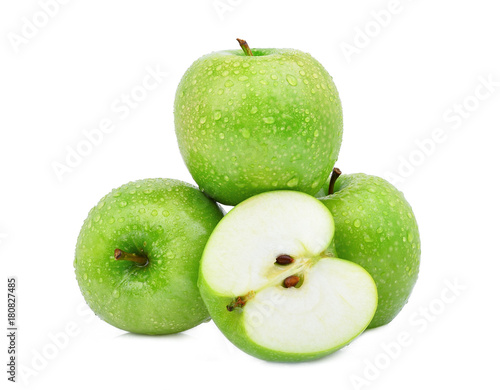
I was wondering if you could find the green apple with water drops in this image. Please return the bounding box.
[174,39,343,206]
[317,171,420,328]
[198,191,377,362]
[74,178,224,334]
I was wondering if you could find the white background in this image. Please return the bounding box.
[1,0,499,389]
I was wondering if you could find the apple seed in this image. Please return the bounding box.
[227,291,256,311]
[283,275,300,288]
[275,254,294,265]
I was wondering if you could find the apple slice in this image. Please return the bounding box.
[199,191,377,362]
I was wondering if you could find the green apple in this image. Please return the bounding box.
[174,39,343,206]
[198,191,377,362]
[74,178,224,334]
[318,171,420,328]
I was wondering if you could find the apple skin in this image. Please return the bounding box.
[318,174,420,328]
[74,178,224,335]
[174,48,343,205]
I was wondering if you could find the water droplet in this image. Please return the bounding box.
[224,175,229,181]
[364,235,373,242]
[83,273,88,280]
[225,80,234,87]
[376,227,383,233]
[214,111,222,120]
[408,232,414,242]
[242,62,250,68]
[162,210,170,217]
[286,74,297,86]
[287,177,299,187]
[219,133,225,139]
[312,73,319,79]
[238,75,248,81]
[354,219,361,228]
[119,201,127,207]
[200,117,207,124]
[271,74,278,80]
[263,117,275,124]
[139,208,146,214]
[314,130,319,137]
[251,106,258,114]
[240,128,250,138]
[166,250,175,259]
[151,210,158,216]
[108,217,115,224]
[112,290,120,298]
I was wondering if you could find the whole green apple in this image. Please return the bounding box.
[318,171,420,328]
[174,39,343,205]
[199,191,377,362]
[74,178,224,334]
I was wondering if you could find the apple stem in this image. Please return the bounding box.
[114,249,149,267]
[236,38,254,56]
[328,167,342,195]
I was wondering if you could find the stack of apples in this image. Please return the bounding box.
[75,39,420,362]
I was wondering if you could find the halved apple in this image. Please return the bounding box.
[199,191,377,362]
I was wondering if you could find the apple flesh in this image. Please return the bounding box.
[74,178,224,334]
[199,191,377,362]
[174,44,343,206]
[318,173,420,328]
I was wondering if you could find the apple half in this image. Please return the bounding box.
[199,191,377,362]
